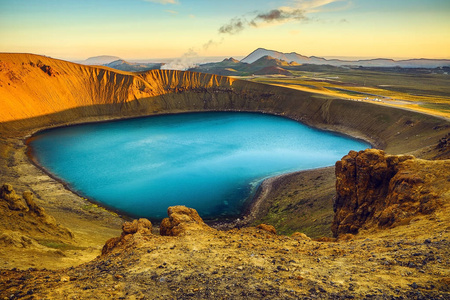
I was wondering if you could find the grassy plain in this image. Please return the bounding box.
[245,66,450,119]
[243,66,450,236]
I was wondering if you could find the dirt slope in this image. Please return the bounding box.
[0,53,234,123]
[1,194,448,299]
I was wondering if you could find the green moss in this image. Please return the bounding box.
[37,240,85,251]
[420,103,450,113]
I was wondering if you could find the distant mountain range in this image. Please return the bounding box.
[77,55,122,65]
[77,49,450,75]
[75,56,163,72]
[241,48,450,69]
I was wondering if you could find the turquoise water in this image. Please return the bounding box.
[29,112,369,220]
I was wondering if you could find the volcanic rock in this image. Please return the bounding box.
[160,205,210,236]
[0,183,73,255]
[332,149,448,236]
[1,183,29,211]
[22,190,45,216]
[256,224,277,234]
[102,218,153,255]
[122,218,152,235]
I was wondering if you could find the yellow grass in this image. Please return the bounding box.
[248,75,450,119]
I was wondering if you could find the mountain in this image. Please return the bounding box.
[242,48,450,68]
[248,55,298,68]
[189,57,247,76]
[189,56,297,76]
[79,55,122,65]
[241,48,327,65]
[104,59,163,72]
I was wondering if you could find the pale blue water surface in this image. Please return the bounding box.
[29,112,369,220]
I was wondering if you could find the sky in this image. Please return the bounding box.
[1,0,449,61]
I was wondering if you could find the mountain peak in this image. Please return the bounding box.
[81,55,122,65]
[222,57,240,63]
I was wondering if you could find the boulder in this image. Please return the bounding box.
[256,224,277,234]
[23,190,46,216]
[159,206,210,236]
[102,218,152,255]
[291,232,311,241]
[122,218,152,235]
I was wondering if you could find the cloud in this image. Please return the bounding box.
[218,18,247,35]
[144,0,178,4]
[218,0,347,35]
[253,9,307,24]
[218,18,246,35]
[219,8,308,35]
[165,10,178,14]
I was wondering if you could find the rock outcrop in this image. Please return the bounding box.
[0,183,28,211]
[102,218,153,255]
[256,224,277,234]
[4,201,449,299]
[103,206,213,254]
[160,205,211,236]
[332,149,448,236]
[0,183,73,244]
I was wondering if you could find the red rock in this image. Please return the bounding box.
[159,206,210,236]
[332,149,443,237]
[122,218,152,235]
[256,224,277,234]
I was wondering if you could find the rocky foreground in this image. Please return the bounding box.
[0,149,449,299]
[0,206,448,299]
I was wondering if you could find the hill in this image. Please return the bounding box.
[189,57,246,76]
[190,55,297,76]
[104,59,163,72]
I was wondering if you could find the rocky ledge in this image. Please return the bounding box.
[333,149,449,236]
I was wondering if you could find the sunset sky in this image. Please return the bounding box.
[1,0,449,61]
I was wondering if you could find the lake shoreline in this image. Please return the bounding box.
[3,98,446,236]
[26,111,368,223]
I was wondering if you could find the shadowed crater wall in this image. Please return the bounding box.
[0,53,448,156]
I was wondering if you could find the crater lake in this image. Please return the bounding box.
[29,112,370,220]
